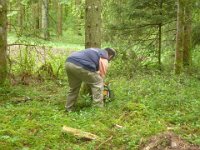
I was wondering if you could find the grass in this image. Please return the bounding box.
[4,32,200,149]
[0,72,200,150]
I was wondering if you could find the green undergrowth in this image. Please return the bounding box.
[0,73,200,149]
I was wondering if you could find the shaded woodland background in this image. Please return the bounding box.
[0,0,200,82]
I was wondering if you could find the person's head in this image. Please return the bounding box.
[104,48,116,61]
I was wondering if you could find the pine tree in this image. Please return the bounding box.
[0,0,7,84]
[42,0,50,40]
[85,0,101,48]
[175,0,184,74]
[103,0,176,66]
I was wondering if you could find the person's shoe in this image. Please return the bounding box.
[65,108,73,113]
[92,102,104,108]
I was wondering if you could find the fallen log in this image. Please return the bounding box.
[62,126,99,140]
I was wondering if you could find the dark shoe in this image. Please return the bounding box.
[65,108,73,113]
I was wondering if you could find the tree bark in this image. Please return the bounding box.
[42,0,50,40]
[32,2,40,30]
[0,0,7,84]
[18,1,25,33]
[183,1,192,67]
[75,0,81,5]
[7,0,11,32]
[75,0,82,35]
[57,1,63,37]
[85,0,101,48]
[158,0,163,69]
[175,0,184,74]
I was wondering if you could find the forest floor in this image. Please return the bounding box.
[2,33,200,149]
[1,72,200,149]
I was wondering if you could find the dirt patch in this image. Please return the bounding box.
[139,132,200,150]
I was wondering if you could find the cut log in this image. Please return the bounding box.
[62,126,99,140]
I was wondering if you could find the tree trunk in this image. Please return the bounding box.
[18,2,25,33]
[75,0,82,35]
[7,0,11,32]
[0,0,7,84]
[32,2,40,30]
[42,0,50,40]
[158,24,162,69]
[158,0,163,69]
[75,0,81,5]
[183,1,192,67]
[85,0,101,48]
[57,1,63,37]
[39,0,42,29]
[175,0,184,74]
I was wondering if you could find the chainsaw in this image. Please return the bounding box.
[81,82,114,102]
[103,82,114,102]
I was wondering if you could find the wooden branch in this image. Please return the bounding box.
[96,136,113,149]
[164,28,176,33]
[8,9,20,11]
[8,43,37,47]
[103,19,176,31]
[62,126,99,140]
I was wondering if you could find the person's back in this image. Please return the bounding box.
[67,48,108,72]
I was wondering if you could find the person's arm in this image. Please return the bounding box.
[98,58,108,78]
